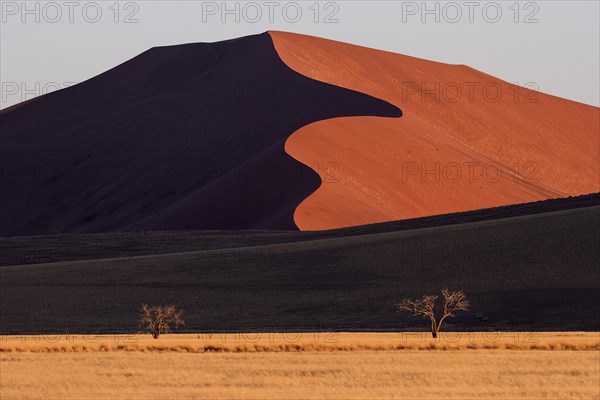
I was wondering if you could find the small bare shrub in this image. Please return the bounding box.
[139,304,184,339]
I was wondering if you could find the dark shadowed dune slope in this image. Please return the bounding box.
[1,197,598,333]
[1,193,598,266]
[0,33,400,236]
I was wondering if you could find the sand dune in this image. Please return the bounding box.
[1,31,597,234]
[271,31,600,230]
[0,33,399,235]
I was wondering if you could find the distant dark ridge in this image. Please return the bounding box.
[0,33,400,236]
[1,193,597,266]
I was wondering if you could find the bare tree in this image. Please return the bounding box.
[398,295,438,337]
[398,289,469,338]
[139,304,184,339]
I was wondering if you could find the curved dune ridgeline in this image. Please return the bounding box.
[270,31,600,230]
[0,33,400,235]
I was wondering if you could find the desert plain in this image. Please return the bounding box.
[1,332,598,400]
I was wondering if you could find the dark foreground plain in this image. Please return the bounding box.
[1,195,598,333]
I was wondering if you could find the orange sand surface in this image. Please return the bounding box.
[270,31,600,230]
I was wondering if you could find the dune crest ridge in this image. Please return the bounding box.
[0,32,400,235]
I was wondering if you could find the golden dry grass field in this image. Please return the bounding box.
[1,333,599,400]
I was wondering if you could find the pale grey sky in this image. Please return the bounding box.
[1,0,599,108]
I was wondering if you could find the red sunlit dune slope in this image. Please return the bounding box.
[270,31,600,230]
